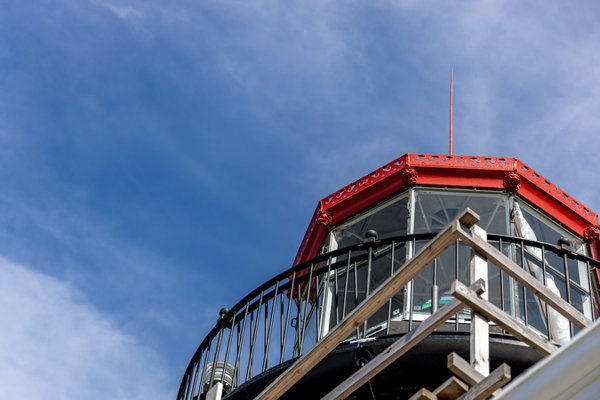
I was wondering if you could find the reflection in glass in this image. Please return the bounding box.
[320,188,593,343]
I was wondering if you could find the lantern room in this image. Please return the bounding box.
[178,153,600,400]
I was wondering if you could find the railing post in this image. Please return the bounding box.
[469,223,490,376]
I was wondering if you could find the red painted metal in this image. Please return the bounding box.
[294,153,599,265]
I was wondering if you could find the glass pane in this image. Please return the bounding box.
[512,201,585,254]
[570,284,592,319]
[329,195,409,250]
[567,258,589,290]
[413,190,508,234]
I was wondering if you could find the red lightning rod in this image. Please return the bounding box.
[449,70,454,155]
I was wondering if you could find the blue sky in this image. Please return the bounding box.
[1,1,600,398]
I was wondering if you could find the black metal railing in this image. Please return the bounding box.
[177,233,600,400]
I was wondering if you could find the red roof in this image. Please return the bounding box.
[294,153,600,265]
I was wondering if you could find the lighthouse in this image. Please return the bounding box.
[177,153,600,400]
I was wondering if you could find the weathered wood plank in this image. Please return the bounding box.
[459,209,481,228]
[320,280,485,400]
[447,352,484,386]
[254,210,480,400]
[470,224,489,376]
[457,363,510,400]
[451,281,557,356]
[408,388,438,400]
[434,376,469,400]
[454,224,591,329]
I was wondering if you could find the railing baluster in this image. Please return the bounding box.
[263,302,268,370]
[334,260,340,325]
[188,358,200,400]
[233,301,249,385]
[246,290,265,381]
[315,272,322,341]
[353,256,360,338]
[209,324,225,386]
[293,281,302,357]
[181,366,191,400]
[342,251,351,320]
[432,257,438,314]
[563,253,573,338]
[299,264,315,354]
[498,239,507,335]
[541,245,551,340]
[222,312,236,386]
[364,247,373,337]
[281,272,296,363]
[263,282,279,372]
[586,260,596,321]
[200,336,213,394]
[318,257,333,341]
[410,238,417,332]
[246,310,255,380]
[499,239,505,311]
[386,242,395,335]
[521,240,529,326]
[279,291,284,362]
[454,239,459,331]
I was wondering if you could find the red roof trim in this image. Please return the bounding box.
[294,153,599,265]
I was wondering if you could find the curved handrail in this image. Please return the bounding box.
[177,233,600,400]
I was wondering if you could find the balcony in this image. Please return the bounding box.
[177,212,600,400]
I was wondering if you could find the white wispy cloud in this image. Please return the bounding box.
[0,256,171,399]
[90,0,142,20]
